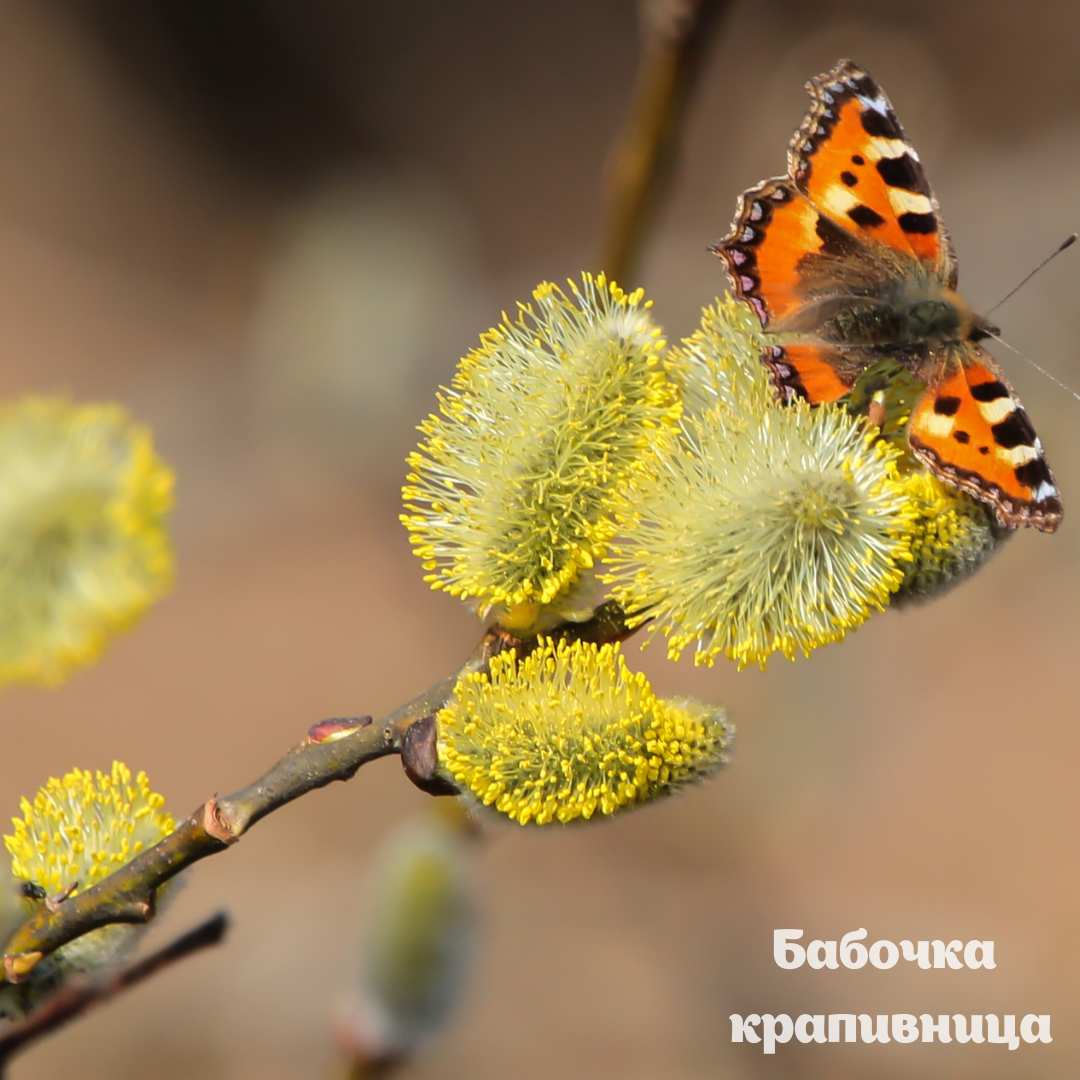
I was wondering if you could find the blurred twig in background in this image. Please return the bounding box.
[599,0,731,283]
[0,912,228,1073]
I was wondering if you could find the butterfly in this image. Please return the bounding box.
[712,59,1062,532]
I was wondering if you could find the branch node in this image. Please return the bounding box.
[44,882,79,913]
[201,797,240,846]
[4,952,43,983]
[480,623,524,660]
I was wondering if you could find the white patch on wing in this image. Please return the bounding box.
[977,397,1016,424]
[865,137,911,162]
[857,93,891,115]
[887,188,934,216]
[921,412,956,438]
[997,443,1040,466]
[819,184,861,219]
[1034,481,1059,501]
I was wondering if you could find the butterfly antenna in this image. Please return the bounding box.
[983,232,1077,317]
[986,331,1080,404]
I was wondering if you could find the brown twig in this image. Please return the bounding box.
[598,0,731,284]
[1,707,416,981]
[0,7,721,1057]
[0,912,229,1069]
[0,612,629,982]
[0,0,712,984]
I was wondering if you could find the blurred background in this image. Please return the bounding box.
[1,0,1079,1076]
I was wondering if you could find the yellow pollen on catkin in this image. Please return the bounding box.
[5,762,175,898]
[607,299,918,669]
[892,471,1002,599]
[1,763,176,1014]
[401,273,680,620]
[437,638,729,825]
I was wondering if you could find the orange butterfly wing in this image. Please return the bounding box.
[908,347,1062,531]
[713,60,959,405]
[716,178,854,329]
[763,343,857,404]
[788,60,953,283]
[714,59,955,339]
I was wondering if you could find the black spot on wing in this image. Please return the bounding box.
[813,214,863,257]
[840,170,858,187]
[875,153,928,194]
[970,380,1009,402]
[953,430,970,444]
[851,154,865,165]
[860,107,904,140]
[848,204,886,228]
[933,396,961,416]
[850,75,880,99]
[991,409,1037,450]
[1015,456,1053,491]
[979,445,989,455]
[897,211,937,234]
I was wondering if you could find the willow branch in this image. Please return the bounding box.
[1,711,409,980]
[0,912,228,1069]
[1,605,636,982]
[0,617,569,978]
[598,0,731,283]
[0,1,693,976]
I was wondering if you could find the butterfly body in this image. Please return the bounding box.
[714,59,1062,532]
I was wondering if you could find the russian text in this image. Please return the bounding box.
[774,930,995,970]
[730,1013,1050,1053]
